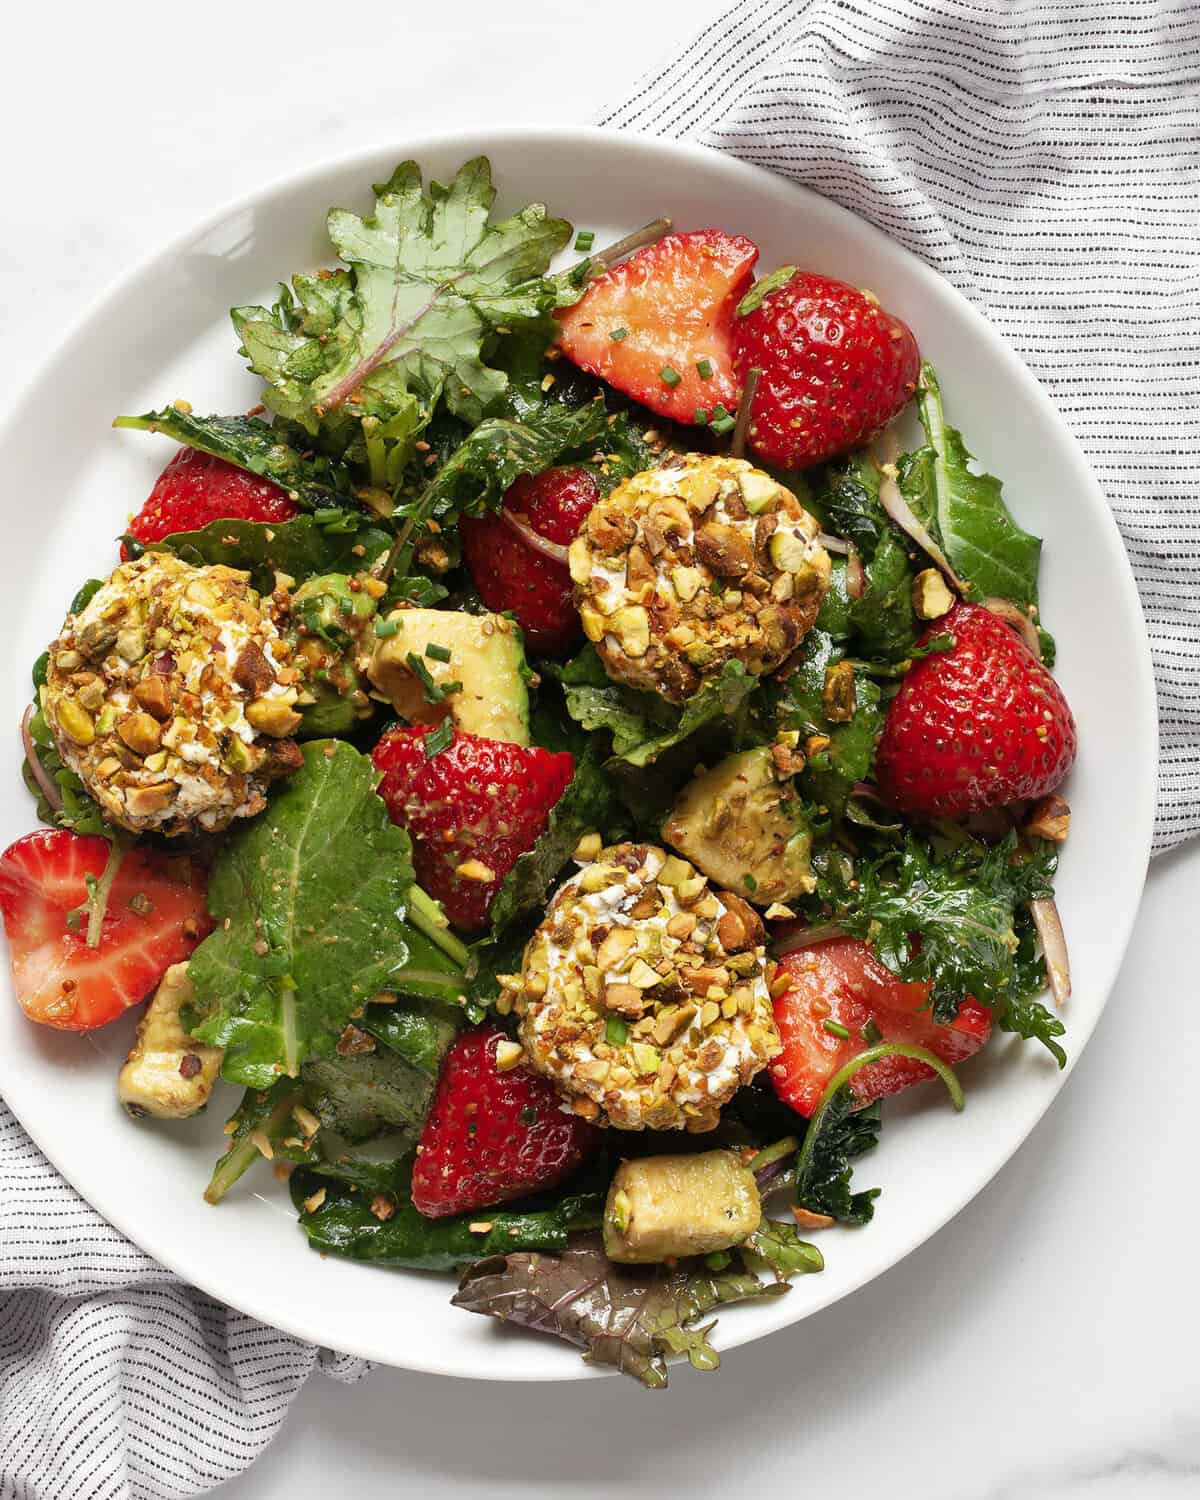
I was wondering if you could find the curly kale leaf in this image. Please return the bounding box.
[291,1156,602,1270]
[553,647,758,768]
[814,833,1062,1055]
[232,157,571,457]
[184,741,466,1088]
[452,1233,788,1388]
[794,1090,883,1225]
[112,408,356,511]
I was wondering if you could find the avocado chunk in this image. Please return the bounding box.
[117,964,223,1119]
[603,1149,762,1264]
[367,609,530,746]
[661,746,815,906]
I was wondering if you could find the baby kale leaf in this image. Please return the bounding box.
[184,741,465,1088]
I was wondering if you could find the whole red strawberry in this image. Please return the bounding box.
[733,269,920,468]
[372,726,574,932]
[411,1023,600,1217]
[460,466,599,656]
[120,448,300,558]
[875,602,1077,819]
[555,229,759,425]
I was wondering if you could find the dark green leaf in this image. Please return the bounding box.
[205,1079,320,1204]
[360,997,462,1075]
[907,364,1042,610]
[148,513,392,594]
[290,1155,602,1270]
[794,1089,882,1225]
[487,741,622,937]
[300,1048,434,1146]
[112,408,355,510]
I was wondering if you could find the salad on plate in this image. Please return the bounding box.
[1,158,1077,1387]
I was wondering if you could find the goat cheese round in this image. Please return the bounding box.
[568,453,831,703]
[43,552,304,835]
[503,842,781,1132]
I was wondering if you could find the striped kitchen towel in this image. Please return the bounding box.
[603,0,1200,853]
[0,1100,367,1499]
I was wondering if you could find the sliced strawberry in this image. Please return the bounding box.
[770,936,990,1117]
[555,229,758,424]
[371,727,575,933]
[460,466,599,655]
[876,602,1077,819]
[120,448,300,559]
[411,1023,600,1218]
[733,269,920,468]
[0,830,212,1030]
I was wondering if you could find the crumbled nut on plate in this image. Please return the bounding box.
[504,842,781,1132]
[569,453,831,703]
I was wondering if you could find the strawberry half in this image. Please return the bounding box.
[0,830,212,1030]
[733,268,920,468]
[411,1023,600,1218]
[371,726,575,933]
[555,229,758,425]
[876,602,1077,820]
[770,937,991,1117]
[120,448,300,559]
[460,466,599,656]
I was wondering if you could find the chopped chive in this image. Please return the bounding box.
[743,873,758,892]
[574,230,595,252]
[862,1018,882,1045]
[605,1016,628,1046]
[405,652,459,704]
[374,618,399,638]
[823,1019,851,1040]
[424,719,455,758]
[424,642,453,663]
[694,407,710,425]
[696,357,714,379]
[609,327,629,341]
[660,365,682,388]
[710,401,735,435]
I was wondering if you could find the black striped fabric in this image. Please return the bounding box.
[603,0,1200,853]
[0,1101,366,1498]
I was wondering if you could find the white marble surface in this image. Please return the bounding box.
[4,3,1198,1495]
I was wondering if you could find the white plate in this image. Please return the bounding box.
[0,126,1156,1379]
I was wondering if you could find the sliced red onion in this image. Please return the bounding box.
[982,597,1042,660]
[772,922,846,956]
[21,705,62,813]
[730,366,761,460]
[816,533,851,555]
[499,508,570,566]
[1031,896,1071,1008]
[874,429,965,594]
[846,544,866,600]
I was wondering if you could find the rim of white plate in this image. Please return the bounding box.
[0,125,1157,1379]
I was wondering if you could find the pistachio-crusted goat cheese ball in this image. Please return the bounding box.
[502,842,781,1132]
[43,552,304,835]
[568,453,831,703]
